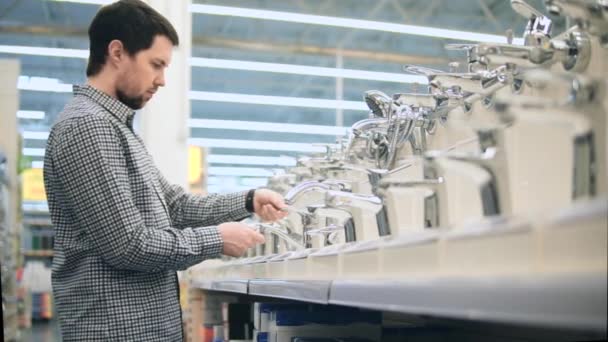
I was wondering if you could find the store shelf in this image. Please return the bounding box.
[191,272,607,332]
[22,250,53,257]
[190,278,248,294]
[248,280,331,304]
[330,273,608,332]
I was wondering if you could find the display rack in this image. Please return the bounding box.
[188,198,608,341]
[1,151,20,342]
[20,207,54,323]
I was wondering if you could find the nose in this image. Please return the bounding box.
[155,71,166,87]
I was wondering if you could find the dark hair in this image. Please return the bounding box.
[86,0,179,77]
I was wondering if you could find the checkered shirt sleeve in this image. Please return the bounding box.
[157,172,251,229]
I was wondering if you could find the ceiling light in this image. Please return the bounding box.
[17,111,46,119]
[207,154,296,166]
[189,138,326,153]
[189,91,367,110]
[190,57,428,83]
[190,119,348,136]
[190,4,524,45]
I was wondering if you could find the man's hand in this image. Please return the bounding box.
[253,189,289,222]
[218,222,265,257]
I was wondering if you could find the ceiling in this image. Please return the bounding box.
[0,0,565,192]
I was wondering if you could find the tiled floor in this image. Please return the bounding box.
[21,319,62,342]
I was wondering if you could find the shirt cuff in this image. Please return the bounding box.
[223,190,252,222]
[195,226,224,259]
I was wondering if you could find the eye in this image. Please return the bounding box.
[152,62,162,70]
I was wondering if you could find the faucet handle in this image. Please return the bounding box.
[511,0,553,45]
[305,224,343,236]
[512,0,545,19]
[403,65,446,76]
[545,0,608,45]
[325,190,383,213]
[322,179,353,192]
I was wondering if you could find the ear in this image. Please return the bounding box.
[107,40,125,67]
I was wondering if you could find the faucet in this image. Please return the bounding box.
[324,189,387,240]
[305,204,357,245]
[449,0,594,72]
[493,73,599,199]
[250,222,306,252]
[544,0,608,46]
[403,65,515,108]
[430,145,512,217]
[284,181,330,205]
[511,0,553,46]
[378,172,449,229]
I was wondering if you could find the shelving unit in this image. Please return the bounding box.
[1,152,20,342]
[20,208,55,323]
[188,198,608,341]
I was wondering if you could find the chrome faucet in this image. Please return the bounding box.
[493,71,600,198]
[250,222,306,252]
[447,0,593,71]
[305,204,356,245]
[403,65,515,108]
[284,181,330,205]
[512,0,553,46]
[378,171,449,229]
[544,0,608,46]
[432,145,512,217]
[324,189,387,240]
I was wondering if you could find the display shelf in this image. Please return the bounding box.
[190,278,248,294]
[191,271,607,333]
[248,280,332,304]
[330,273,607,332]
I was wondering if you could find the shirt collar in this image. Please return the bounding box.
[73,84,136,128]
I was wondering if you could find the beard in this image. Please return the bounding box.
[116,88,145,110]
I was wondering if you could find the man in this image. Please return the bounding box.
[42,1,287,340]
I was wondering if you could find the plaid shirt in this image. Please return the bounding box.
[43,85,250,341]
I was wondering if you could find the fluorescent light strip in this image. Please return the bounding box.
[23,138,325,153]
[208,176,269,187]
[15,73,367,110]
[208,154,296,166]
[207,185,253,194]
[190,4,524,45]
[189,138,326,153]
[2,45,425,85]
[23,148,45,157]
[17,110,46,119]
[208,176,269,185]
[51,0,111,4]
[24,148,299,168]
[18,76,72,93]
[31,161,45,169]
[22,147,299,167]
[44,1,521,44]
[189,91,367,110]
[190,57,428,84]
[0,45,88,59]
[22,131,49,140]
[208,167,283,177]
[238,177,270,187]
[190,119,348,136]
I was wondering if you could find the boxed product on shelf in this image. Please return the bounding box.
[254,303,382,342]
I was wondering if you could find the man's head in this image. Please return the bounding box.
[86,0,178,109]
